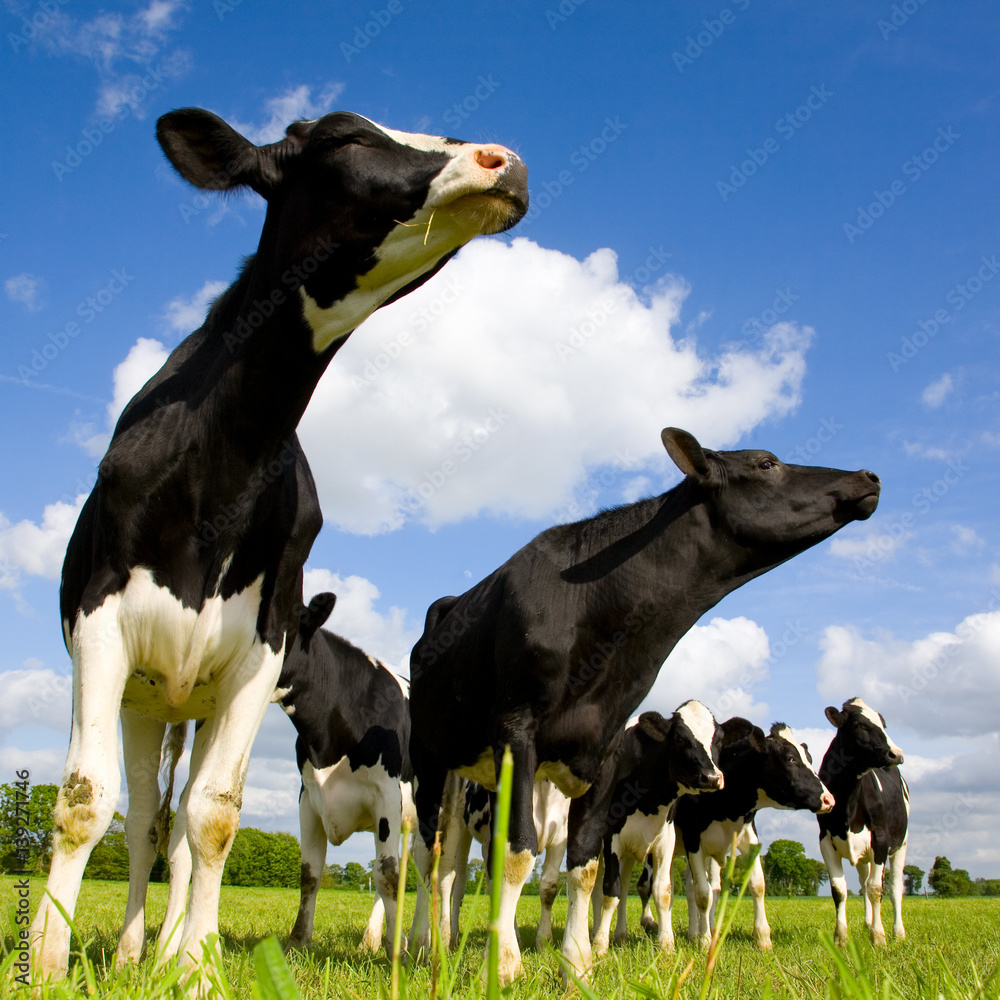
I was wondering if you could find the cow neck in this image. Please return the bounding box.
[199,246,339,463]
[718,742,766,818]
[818,734,867,831]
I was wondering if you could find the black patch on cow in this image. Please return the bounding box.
[379,817,391,843]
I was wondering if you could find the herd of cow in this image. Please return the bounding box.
[25,106,907,988]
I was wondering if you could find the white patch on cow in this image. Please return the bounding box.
[537,760,592,799]
[831,829,873,867]
[848,697,885,732]
[114,567,264,723]
[457,746,497,789]
[677,701,718,760]
[775,725,820,774]
[272,686,294,715]
[871,770,883,793]
[302,756,395,846]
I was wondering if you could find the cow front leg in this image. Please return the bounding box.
[449,822,473,949]
[175,643,284,970]
[591,849,617,958]
[687,849,714,948]
[747,852,771,950]
[408,755,448,958]
[562,784,613,985]
[368,785,406,957]
[820,836,850,945]
[30,611,130,981]
[489,740,538,986]
[288,789,327,950]
[535,836,566,947]
[866,861,887,946]
[649,828,676,952]
[637,854,656,933]
[115,710,167,966]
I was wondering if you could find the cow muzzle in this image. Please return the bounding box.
[818,790,835,814]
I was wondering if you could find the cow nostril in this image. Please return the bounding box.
[475,149,506,171]
[864,470,881,486]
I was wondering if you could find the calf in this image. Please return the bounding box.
[818,698,908,946]
[31,107,526,981]
[408,426,880,983]
[276,592,415,955]
[447,777,571,949]
[591,704,724,958]
[676,721,833,949]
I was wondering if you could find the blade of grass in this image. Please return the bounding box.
[390,816,411,1000]
[486,746,513,1000]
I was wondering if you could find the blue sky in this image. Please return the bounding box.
[1,1,998,881]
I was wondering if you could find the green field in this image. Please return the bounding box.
[3,875,999,998]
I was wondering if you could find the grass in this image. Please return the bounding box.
[3,875,998,998]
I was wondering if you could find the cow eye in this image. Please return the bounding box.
[760,459,776,471]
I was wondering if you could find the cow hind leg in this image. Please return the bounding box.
[748,853,771,950]
[31,616,129,980]
[612,854,635,946]
[174,644,284,971]
[288,790,328,950]
[888,841,907,940]
[369,788,406,957]
[866,861,887,946]
[590,852,617,958]
[820,836,850,946]
[650,829,675,952]
[115,710,168,967]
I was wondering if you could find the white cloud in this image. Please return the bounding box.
[163,280,227,336]
[949,524,984,555]
[828,528,911,564]
[79,336,170,458]
[231,83,345,145]
[0,494,87,591]
[303,568,419,671]
[0,664,72,730]
[902,439,953,461]
[921,372,954,408]
[815,608,1000,739]
[5,273,44,312]
[300,238,812,535]
[637,616,772,723]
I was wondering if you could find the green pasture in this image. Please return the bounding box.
[3,875,998,998]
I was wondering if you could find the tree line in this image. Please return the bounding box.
[2,785,999,896]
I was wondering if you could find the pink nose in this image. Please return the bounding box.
[819,791,835,814]
[706,771,725,791]
[474,148,509,171]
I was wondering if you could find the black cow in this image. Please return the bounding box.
[408,427,880,982]
[669,721,831,950]
[31,107,526,980]
[590,704,724,957]
[818,698,908,945]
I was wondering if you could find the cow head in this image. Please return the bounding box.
[660,428,881,562]
[157,108,528,352]
[638,700,724,793]
[823,698,904,776]
[756,723,835,814]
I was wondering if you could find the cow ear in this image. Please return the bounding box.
[638,712,670,742]
[157,108,307,198]
[825,705,846,728]
[748,726,768,753]
[721,717,754,744]
[300,592,336,642]
[661,428,711,480]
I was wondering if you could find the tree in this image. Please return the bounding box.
[84,812,130,880]
[762,840,828,896]
[0,782,58,875]
[222,828,300,888]
[928,856,973,897]
[342,861,367,890]
[903,864,924,895]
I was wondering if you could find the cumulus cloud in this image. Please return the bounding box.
[5,273,44,312]
[230,83,346,145]
[300,238,812,535]
[0,494,87,592]
[921,372,954,409]
[815,607,1000,738]
[637,616,772,723]
[0,663,71,731]
[163,280,227,337]
[303,568,419,670]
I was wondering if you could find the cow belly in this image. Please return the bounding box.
[832,830,872,867]
[699,818,750,863]
[618,807,670,860]
[105,568,264,723]
[302,758,385,846]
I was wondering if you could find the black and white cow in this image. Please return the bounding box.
[446,777,571,949]
[408,427,880,983]
[591,704,724,958]
[275,592,415,955]
[818,698,908,946]
[31,107,526,980]
[675,720,833,949]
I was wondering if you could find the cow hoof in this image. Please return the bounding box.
[534,931,552,950]
[834,928,849,947]
[284,936,308,954]
[893,928,906,941]
[360,930,381,953]
[871,930,887,947]
[591,934,609,958]
[655,935,675,953]
[755,936,773,951]
[640,916,658,933]
[493,948,523,986]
